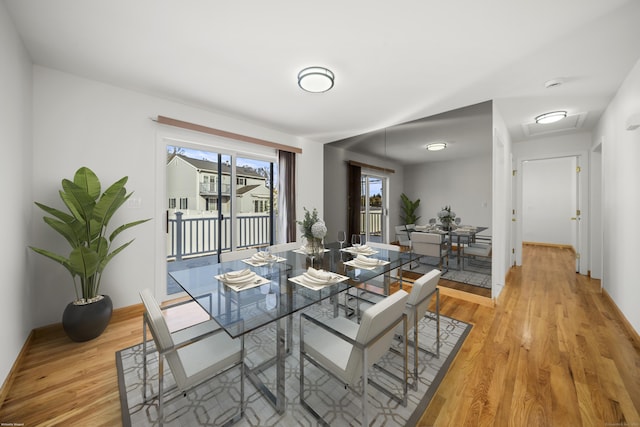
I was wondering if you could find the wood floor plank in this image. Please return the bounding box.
[1,245,639,426]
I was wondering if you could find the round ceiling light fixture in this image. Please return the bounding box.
[535,110,567,124]
[297,66,335,93]
[426,142,447,151]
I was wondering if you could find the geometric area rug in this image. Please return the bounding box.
[117,300,471,427]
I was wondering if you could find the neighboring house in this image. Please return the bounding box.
[166,154,272,215]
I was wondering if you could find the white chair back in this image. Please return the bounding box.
[220,248,258,263]
[345,290,409,384]
[406,269,441,326]
[410,232,446,257]
[140,289,188,387]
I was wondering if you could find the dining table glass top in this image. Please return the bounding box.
[168,241,412,338]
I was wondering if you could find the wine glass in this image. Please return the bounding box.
[351,234,361,248]
[337,230,346,249]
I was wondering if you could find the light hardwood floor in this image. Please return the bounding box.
[1,245,638,426]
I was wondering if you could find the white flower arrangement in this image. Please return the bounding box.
[298,207,327,240]
[437,205,456,225]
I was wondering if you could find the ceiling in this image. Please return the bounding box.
[5,0,640,161]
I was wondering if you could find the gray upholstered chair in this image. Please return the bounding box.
[410,232,449,270]
[300,290,409,427]
[140,289,244,426]
[220,247,257,263]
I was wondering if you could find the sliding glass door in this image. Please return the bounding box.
[165,145,277,295]
[360,174,386,243]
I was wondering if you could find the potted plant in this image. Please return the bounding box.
[30,167,149,342]
[400,193,421,225]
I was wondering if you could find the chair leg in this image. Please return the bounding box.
[142,316,148,400]
[362,350,369,427]
[158,356,164,427]
[436,288,440,358]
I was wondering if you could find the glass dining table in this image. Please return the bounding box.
[168,241,413,414]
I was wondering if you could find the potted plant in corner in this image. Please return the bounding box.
[30,167,149,342]
[400,193,421,225]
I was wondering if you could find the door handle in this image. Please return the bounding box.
[570,217,577,220]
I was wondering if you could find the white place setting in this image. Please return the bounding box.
[289,267,348,290]
[341,244,379,256]
[344,254,390,270]
[214,268,271,291]
[242,251,286,267]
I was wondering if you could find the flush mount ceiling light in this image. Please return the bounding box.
[426,142,447,151]
[535,111,567,124]
[297,66,334,93]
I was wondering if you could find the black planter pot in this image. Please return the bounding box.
[62,295,113,342]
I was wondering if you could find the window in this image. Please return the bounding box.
[237,177,246,185]
[205,196,216,211]
[169,198,176,209]
[180,198,188,209]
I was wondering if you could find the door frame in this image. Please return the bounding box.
[514,150,589,275]
[154,126,277,301]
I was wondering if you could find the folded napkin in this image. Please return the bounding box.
[355,254,380,267]
[251,251,276,262]
[355,245,371,252]
[222,269,256,284]
[306,267,332,281]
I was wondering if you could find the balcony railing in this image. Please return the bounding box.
[168,212,271,260]
[167,210,383,260]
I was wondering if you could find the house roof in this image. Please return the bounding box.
[171,154,263,179]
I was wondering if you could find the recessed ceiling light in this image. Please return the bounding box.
[426,142,447,151]
[535,111,567,124]
[297,66,335,93]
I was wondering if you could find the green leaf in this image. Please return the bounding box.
[93,177,128,228]
[34,202,76,224]
[28,246,75,277]
[42,217,81,247]
[69,246,100,281]
[99,240,134,272]
[109,219,150,242]
[73,167,101,201]
[61,180,96,223]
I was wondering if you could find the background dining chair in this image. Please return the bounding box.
[300,290,409,427]
[139,289,244,426]
[394,224,415,247]
[220,247,258,263]
[410,232,449,271]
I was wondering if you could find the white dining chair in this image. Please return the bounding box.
[220,247,258,263]
[300,290,409,427]
[399,269,441,388]
[410,232,449,270]
[140,289,244,426]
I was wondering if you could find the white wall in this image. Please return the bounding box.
[30,66,322,328]
[593,58,640,334]
[0,2,33,389]
[403,156,492,232]
[491,105,512,300]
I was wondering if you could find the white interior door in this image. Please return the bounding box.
[522,156,580,270]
